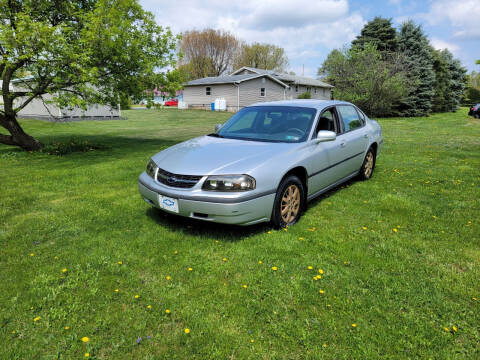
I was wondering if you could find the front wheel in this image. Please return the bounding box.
[271,175,305,228]
[359,147,376,180]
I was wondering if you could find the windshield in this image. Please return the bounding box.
[217,106,317,143]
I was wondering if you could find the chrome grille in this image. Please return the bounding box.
[156,168,202,188]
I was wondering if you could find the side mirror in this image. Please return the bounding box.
[315,130,336,142]
[215,123,223,133]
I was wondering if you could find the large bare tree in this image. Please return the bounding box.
[180,29,240,79]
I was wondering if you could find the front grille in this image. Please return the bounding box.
[156,168,203,188]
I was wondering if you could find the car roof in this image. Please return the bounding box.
[248,99,352,110]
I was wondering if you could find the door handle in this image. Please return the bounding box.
[340,141,346,147]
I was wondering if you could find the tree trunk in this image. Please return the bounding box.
[0,114,43,151]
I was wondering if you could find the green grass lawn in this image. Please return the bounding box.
[1,108,479,359]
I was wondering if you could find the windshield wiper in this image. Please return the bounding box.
[208,133,224,138]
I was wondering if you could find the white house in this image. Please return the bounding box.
[183,67,333,111]
[8,77,120,120]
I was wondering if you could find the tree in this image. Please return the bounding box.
[0,0,177,150]
[396,21,435,117]
[318,44,408,117]
[179,28,240,79]
[233,42,289,72]
[352,17,398,54]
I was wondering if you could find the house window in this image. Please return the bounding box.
[206,87,211,96]
[295,85,298,92]
[322,88,326,97]
[260,88,266,97]
[314,88,317,94]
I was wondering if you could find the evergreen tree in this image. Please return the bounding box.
[396,21,435,117]
[432,49,466,112]
[352,17,398,54]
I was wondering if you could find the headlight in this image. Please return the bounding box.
[146,159,157,178]
[202,175,256,191]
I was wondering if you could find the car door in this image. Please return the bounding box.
[307,107,348,195]
[336,105,369,175]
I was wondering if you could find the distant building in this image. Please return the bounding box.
[9,77,120,120]
[183,67,333,111]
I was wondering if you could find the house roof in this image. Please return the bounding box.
[185,73,289,88]
[230,66,333,88]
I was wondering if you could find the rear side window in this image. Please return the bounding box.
[337,105,363,132]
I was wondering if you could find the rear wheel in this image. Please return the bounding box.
[271,175,305,228]
[359,147,376,180]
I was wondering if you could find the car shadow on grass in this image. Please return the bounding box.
[145,207,271,241]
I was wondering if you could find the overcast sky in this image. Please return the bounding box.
[140,0,480,77]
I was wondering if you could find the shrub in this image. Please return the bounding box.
[297,92,311,99]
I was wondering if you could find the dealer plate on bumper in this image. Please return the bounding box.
[158,195,179,213]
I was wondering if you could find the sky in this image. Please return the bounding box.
[140,0,480,78]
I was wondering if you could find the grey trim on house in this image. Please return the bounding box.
[230,66,334,88]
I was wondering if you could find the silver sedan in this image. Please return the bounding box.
[138,100,383,227]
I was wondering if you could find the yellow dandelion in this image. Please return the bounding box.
[134,294,139,299]
[84,353,89,358]
[187,267,193,271]
[307,266,313,270]
[258,260,262,264]
[184,328,190,334]
[33,316,40,322]
[362,226,367,230]
[267,231,272,234]
[299,237,304,240]
[30,253,34,257]
[118,261,123,265]
[30,306,33,310]
[250,339,254,343]
[319,289,325,294]
[81,336,89,343]
[215,240,219,243]
[54,256,58,260]
[452,326,457,332]
[473,297,478,301]
[165,309,171,314]
[393,228,398,233]
[243,284,247,289]
[318,269,324,274]
[147,305,152,309]
[443,327,449,332]
[322,343,327,348]
[283,228,287,232]
[64,326,70,330]
[222,258,227,262]
[308,227,316,232]
[271,266,278,271]
[62,268,67,273]
[351,323,357,328]
[174,250,178,254]
[114,289,119,293]
[166,275,171,280]
[313,276,319,281]
[12,330,16,334]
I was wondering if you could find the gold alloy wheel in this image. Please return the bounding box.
[364,151,374,178]
[280,184,301,223]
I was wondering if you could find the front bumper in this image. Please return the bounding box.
[138,172,275,226]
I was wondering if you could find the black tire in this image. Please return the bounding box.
[359,147,376,180]
[271,175,305,228]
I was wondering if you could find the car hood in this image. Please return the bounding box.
[151,135,297,175]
